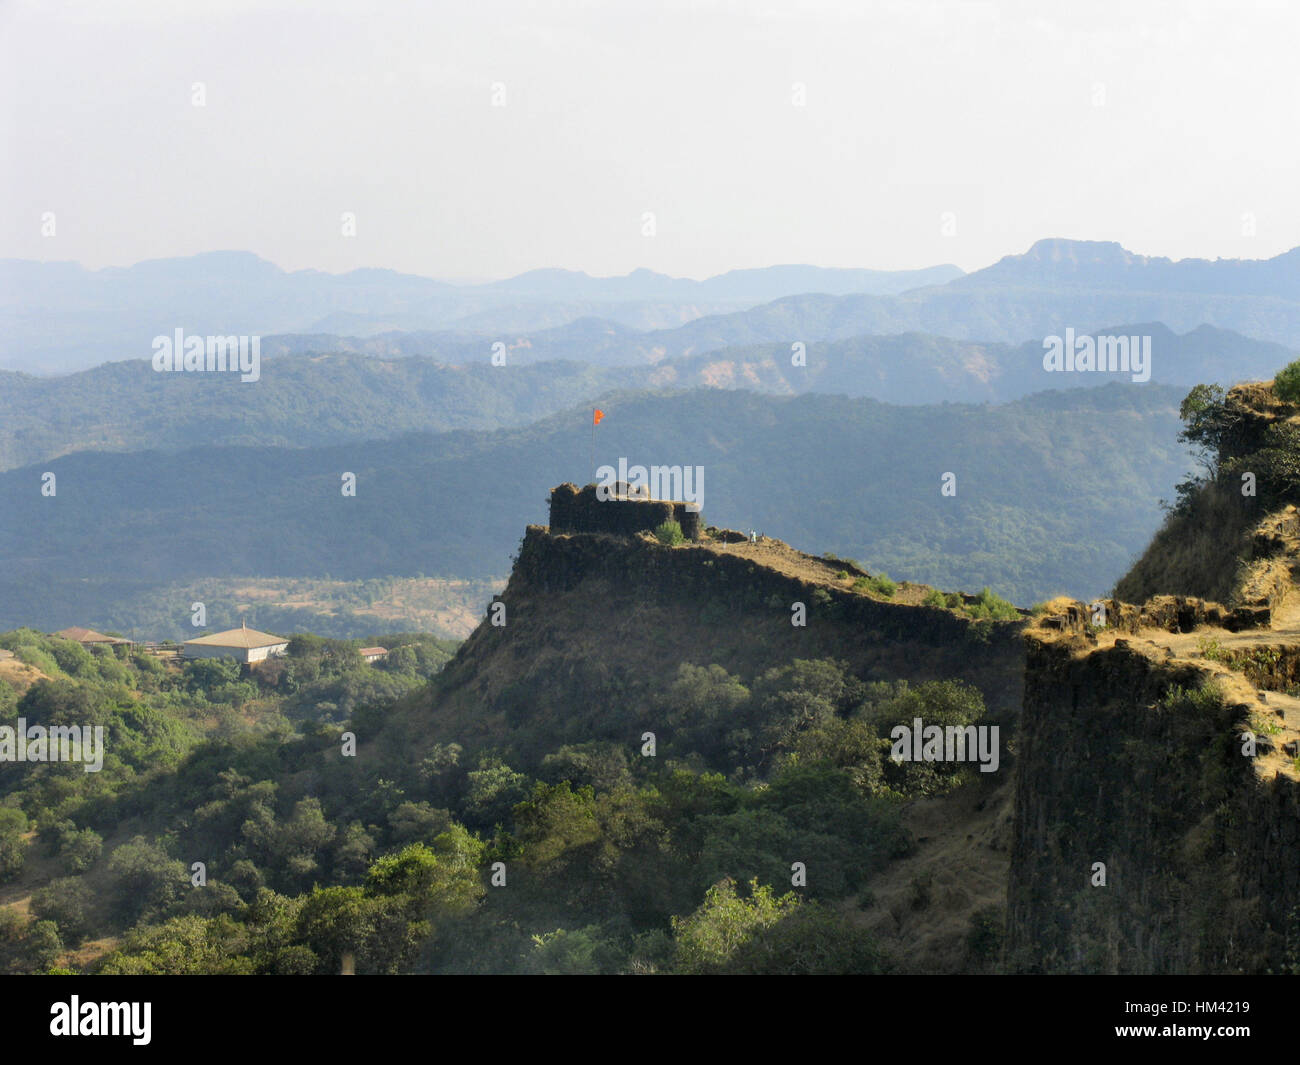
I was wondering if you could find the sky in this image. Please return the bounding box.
[2,0,1298,280]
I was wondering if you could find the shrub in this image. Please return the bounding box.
[964,587,1019,621]
[1161,681,1224,714]
[853,574,897,598]
[654,521,685,546]
[923,589,947,608]
[671,878,799,974]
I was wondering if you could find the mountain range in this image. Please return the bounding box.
[0,322,1286,473]
[9,238,1300,377]
[0,254,961,374]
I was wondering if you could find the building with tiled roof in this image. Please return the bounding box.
[182,622,288,664]
[51,627,133,647]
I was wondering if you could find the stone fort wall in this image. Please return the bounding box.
[548,482,702,540]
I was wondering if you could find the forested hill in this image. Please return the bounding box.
[0,384,1190,628]
[0,324,1281,473]
[0,520,1022,975]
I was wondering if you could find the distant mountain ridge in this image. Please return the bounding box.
[0,323,1288,472]
[8,238,1299,375]
[606,241,1300,358]
[955,238,1300,298]
[0,253,961,374]
[261,240,1300,368]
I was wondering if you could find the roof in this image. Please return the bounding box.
[359,647,388,656]
[52,627,131,644]
[183,624,288,649]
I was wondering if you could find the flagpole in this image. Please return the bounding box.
[590,411,595,486]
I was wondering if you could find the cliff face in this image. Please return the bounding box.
[1013,379,1300,973]
[384,521,1027,972]
[1008,626,1300,973]
[417,525,1025,759]
[391,515,1300,974]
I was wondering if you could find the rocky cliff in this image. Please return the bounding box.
[1008,613,1300,973]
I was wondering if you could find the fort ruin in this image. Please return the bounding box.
[548,482,703,541]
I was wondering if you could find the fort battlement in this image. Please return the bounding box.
[548,482,702,540]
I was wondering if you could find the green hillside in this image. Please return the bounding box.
[0,324,1285,473]
[0,385,1190,633]
[0,517,1019,974]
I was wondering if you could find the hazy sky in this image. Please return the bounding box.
[2,0,1297,280]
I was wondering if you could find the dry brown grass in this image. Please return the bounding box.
[1114,483,1256,604]
[208,575,502,638]
[854,770,1014,972]
[0,658,48,694]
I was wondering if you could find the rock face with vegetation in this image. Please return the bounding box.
[1009,370,1300,974]
[1010,626,1300,973]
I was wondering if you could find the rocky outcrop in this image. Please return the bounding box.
[1038,595,1269,636]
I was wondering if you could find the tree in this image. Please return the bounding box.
[56,824,103,874]
[106,836,188,921]
[463,760,531,830]
[513,782,602,869]
[266,798,337,889]
[294,886,371,973]
[1274,359,1300,403]
[671,878,799,974]
[724,901,889,974]
[527,925,625,974]
[388,802,452,847]
[97,915,254,975]
[0,808,29,882]
[332,821,378,882]
[30,878,93,945]
[17,678,106,727]
[1177,383,1232,478]
[19,920,63,974]
[181,656,242,696]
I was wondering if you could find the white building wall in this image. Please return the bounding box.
[183,643,287,663]
[246,644,287,663]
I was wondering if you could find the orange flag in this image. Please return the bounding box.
[593,408,604,426]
